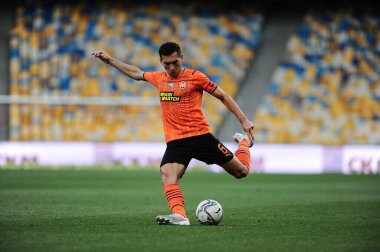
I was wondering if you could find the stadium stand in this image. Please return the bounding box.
[9,2,263,141]
[254,10,380,144]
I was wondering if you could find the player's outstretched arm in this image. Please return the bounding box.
[211,86,255,142]
[92,51,144,81]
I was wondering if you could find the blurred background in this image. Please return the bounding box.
[0,0,379,173]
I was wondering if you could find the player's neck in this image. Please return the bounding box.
[166,68,184,79]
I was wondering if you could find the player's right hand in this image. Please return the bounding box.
[92,51,112,64]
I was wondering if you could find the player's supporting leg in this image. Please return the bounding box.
[156,163,190,225]
[163,183,187,217]
[219,133,253,179]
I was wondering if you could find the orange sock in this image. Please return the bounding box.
[235,139,251,172]
[163,183,187,217]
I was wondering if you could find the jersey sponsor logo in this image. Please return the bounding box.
[160,92,181,102]
[218,143,232,157]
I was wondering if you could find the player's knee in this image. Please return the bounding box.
[160,166,170,182]
[235,167,248,179]
[160,165,169,176]
[161,170,173,181]
[160,165,180,185]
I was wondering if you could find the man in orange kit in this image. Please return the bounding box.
[92,42,254,225]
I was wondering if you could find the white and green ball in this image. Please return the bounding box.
[195,199,223,225]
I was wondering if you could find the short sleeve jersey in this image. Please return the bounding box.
[143,69,217,143]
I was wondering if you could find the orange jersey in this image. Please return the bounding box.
[143,69,217,143]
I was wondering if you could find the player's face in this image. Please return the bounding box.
[161,52,183,78]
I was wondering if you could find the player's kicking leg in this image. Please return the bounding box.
[220,132,253,178]
[233,132,254,148]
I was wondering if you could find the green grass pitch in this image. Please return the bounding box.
[0,169,379,252]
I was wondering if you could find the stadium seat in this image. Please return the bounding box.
[9,3,262,141]
[254,11,380,144]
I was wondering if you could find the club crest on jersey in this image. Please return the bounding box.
[180,81,186,89]
[168,82,174,88]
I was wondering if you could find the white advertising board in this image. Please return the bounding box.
[1,142,379,174]
[0,142,94,166]
[342,146,380,174]
[0,142,323,173]
[245,144,324,174]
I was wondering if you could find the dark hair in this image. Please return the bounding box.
[159,42,181,59]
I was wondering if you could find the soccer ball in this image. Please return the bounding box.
[195,199,223,225]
